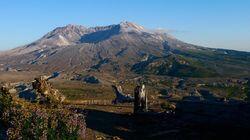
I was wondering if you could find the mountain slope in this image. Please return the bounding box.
[0,21,250,78]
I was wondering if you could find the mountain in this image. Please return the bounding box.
[0,21,250,78]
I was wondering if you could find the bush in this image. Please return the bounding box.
[6,106,86,140]
[0,87,86,140]
[0,88,12,117]
[245,81,250,102]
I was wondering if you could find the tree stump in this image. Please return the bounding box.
[134,84,147,114]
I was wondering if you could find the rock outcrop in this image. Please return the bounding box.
[83,75,99,84]
[71,74,100,84]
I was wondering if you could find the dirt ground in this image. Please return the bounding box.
[80,103,250,140]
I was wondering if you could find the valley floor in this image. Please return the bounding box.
[1,71,250,140]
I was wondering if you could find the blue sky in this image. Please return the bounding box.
[0,0,249,51]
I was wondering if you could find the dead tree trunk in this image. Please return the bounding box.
[134,84,147,114]
[111,85,134,104]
